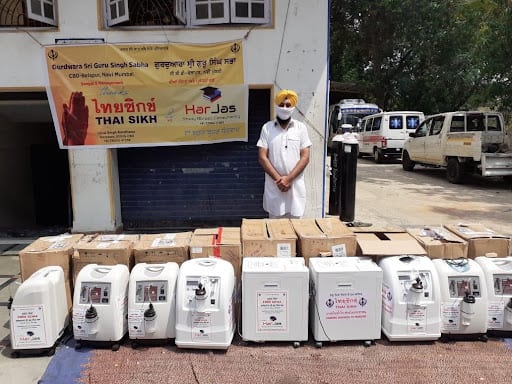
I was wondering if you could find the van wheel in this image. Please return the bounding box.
[447,158,464,184]
[402,151,415,171]
[373,148,383,163]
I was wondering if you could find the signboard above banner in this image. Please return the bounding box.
[44,41,247,148]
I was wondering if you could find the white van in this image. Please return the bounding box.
[358,111,424,163]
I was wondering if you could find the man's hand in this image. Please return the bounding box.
[62,91,89,145]
[276,175,292,192]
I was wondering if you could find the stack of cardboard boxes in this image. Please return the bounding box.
[16,219,511,315]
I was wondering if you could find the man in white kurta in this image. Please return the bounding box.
[257,89,312,218]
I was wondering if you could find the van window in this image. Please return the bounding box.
[364,118,373,132]
[406,116,421,130]
[450,116,465,132]
[371,116,382,131]
[389,116,403,129]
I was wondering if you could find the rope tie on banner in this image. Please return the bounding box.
[211,227,223,257]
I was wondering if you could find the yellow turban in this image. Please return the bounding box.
[275,89,298,107]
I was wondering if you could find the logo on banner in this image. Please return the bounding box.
[201,86,222,102]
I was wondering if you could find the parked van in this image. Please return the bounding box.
[358,111,424,163]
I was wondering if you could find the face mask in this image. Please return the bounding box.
[275,106,295,120]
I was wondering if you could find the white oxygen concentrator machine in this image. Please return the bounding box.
[241,257,309,347]
[128,262,180,347]
[175,258,235,350]
[379,255,441,341]
[73,264,130,350]
[309,257,382,347]
[10,266,69,357]
[432,258,488,341]
[475,256,512,335]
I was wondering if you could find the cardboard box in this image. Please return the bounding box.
[355,230,427,260]
[133,232,192,264]
[291,218,357,264]
[407,227,468,259]
[73,234,137,283]
[189,227,242,279]
[241,219,297,257]
[18,234,84,310]
[444,223,511,258]
[349,224,405,234]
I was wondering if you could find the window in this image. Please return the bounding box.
[487,115,501,132]
[429,117,445,136]
[364,119,372,132]
[449,116,465,133]
[415,119,430,137]
[389,116,403,130]
[0,0,57,27]
[406,116,420,130]
[466,113,485,132]
[371,116,381,131]
[106,0,270,27]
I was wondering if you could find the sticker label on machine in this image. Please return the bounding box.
[257,291,288,332]
[11,305,47,347]
[128,309,146,337]
[191,312,212,341]
[322,289,369,321]
[441,303,461,331]
[382,283,393,315]
[487,301,505,329]
[407,305,427,333]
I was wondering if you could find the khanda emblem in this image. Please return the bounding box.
[47,49,58,60]
[231,43,241,53]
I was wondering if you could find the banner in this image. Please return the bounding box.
[44,41,247,148]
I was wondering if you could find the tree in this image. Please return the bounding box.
[330,0,512,114]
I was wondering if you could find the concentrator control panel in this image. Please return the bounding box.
[397,271,433,300]
[493,274,512,295]
[79,282,112,305]
[135,280,168,303]
[448,277,481,298]
[185,276,220,309]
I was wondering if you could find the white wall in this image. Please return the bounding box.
[0,0,329,231]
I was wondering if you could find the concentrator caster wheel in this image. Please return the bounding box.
[293,341,300,348]
[364,340,372,348]
[315,341,322,348]
[131,341,139,349]
[479,334,488,343]
[47,347,56,356]
[111,343,120,351]
[11,351,20,359]
[75,342,82,350]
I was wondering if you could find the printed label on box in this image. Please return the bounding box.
[276,243,291,257]
[332,244,347,257]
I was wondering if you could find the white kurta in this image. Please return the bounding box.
[256,119,312,217]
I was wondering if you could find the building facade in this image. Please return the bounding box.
[0,0,329,233]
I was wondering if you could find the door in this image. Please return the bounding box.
[423,116,446,164]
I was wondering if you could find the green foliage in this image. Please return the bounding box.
[330,0,512,114]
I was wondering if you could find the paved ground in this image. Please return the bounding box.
[0,156,510,383]
[349,157,512,235]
